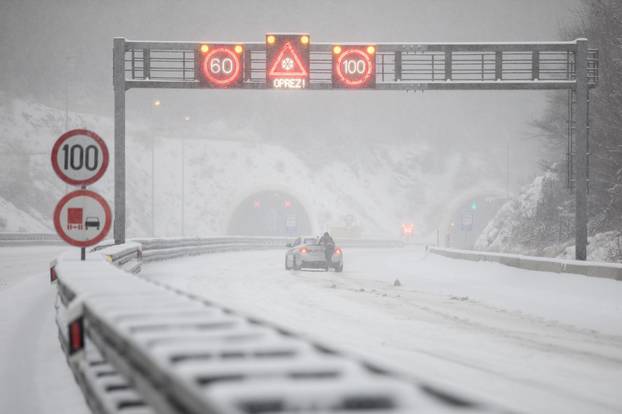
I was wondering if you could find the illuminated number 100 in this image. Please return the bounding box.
[343,59,366,75]
[210,57,234,74]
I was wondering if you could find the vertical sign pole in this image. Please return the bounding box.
[574,39,589,260]
[181,137,185,237]
[113,38,126,245]
[81,184,86,260]
[152,139,156,237]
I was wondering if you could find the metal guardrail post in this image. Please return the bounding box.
[113,38,126,245]
[574,39,589,260]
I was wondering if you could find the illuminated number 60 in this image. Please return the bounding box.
[344,59,366,75]
[210,57,234,74]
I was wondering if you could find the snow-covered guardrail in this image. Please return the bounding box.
[0,232,62,246]
[428,246,622,281]
[51,239,500,414]
[134,236,290,263]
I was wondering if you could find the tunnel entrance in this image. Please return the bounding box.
[227,191,312,237]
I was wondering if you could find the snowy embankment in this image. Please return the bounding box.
[476,170,622,262]
[0,245,88,414]
[0,95,505,239]
[143,247,622,414]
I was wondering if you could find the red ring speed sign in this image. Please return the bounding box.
[199,45,244,88]
[53,190,112,248]
[51,129,109,186]
[333,46,376,88]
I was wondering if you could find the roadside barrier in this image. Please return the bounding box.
[0,232,63,246]
[427,246,622,281]
[51,237,500,413]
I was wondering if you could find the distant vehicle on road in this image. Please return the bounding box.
[84,216,100,230]
[285,236,343,272]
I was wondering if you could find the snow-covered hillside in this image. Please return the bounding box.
[0,95,507,239]
[476,170,622,262]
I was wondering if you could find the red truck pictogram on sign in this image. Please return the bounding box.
[67,208,83,230]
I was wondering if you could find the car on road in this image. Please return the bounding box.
[285,236,343,272]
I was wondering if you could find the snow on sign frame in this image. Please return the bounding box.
[53,189,112,248]
[51,129,109,186]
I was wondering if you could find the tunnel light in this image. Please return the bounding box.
[401,223,414,235]
[253,200,261,208]
[153,99,161,107]
[284,200,292,208]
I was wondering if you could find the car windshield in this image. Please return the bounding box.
[303,238,318,245]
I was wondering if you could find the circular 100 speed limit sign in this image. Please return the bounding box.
[51,129,109,186]
[53,189,112,247]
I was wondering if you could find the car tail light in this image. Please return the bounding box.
[299,247,308,254]
[68,317,84,355]
[50,266,58,283]
[335,248,342,255]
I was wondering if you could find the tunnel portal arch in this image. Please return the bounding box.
[226,190,313,237]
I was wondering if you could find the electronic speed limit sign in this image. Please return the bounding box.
[197,44,244,88]
[332,45,376,89]
[51,129,109,186]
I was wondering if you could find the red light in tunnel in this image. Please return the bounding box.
[253,200,261,208]
[284,200,292,208]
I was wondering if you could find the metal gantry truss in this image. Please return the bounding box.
[113,38,599,259]
[118,39,598,90]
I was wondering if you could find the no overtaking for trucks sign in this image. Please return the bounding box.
[53,190,112,247]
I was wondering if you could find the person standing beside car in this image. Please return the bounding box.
[318,232,335,264]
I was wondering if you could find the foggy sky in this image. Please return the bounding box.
[0,0,584,189]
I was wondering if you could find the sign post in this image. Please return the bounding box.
[51,129,111,259]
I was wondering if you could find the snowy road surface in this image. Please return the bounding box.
[0,246,88,414]
[144,247,622,414]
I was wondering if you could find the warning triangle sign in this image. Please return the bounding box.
[268,42,308,77]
